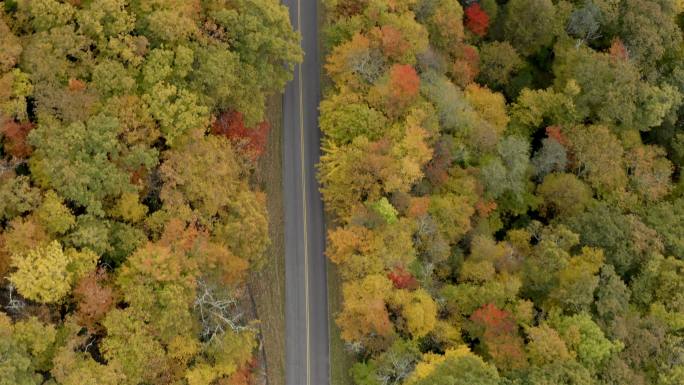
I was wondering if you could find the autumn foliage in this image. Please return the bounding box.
[212,111,270,161]
[451,44,480,86]
[389,64,420,103]
[1,120,34,158]
[425,138,453,186]
[545,125,568,146]
[379,25,410,60]
[223,358,257,385]
[73,269,114,331]
[465,4,490,37]
[387,266,419,289]
[406,196,430,218]
[475,199,497,218]
[320,0,684,382]
[0,0,301,382]
[334,0,366,18]
[470,304,517,337]
[470,303,527,370]
[609,38,629,61]
[67,78,86,92]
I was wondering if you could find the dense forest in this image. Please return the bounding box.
[0,1,300,384]
[319,0,684,384]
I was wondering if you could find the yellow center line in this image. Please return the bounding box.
[295,0,311,384]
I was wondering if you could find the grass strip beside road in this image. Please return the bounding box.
[328,262,355,385]
[250,94,286,385]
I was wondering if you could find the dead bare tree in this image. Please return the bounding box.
[193,279,252,344]
[5,284,25,314]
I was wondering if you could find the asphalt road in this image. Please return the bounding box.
[282,0,329,384]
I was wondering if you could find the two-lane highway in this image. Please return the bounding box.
[282,0,329,384]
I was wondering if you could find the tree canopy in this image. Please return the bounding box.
[0,0,300,383]
[319,0,684,383]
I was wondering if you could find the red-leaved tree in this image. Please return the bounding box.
[451,44,480,86]
[212,111,270,161]
[425,137,453,186]
[1,120,34,158]
[465,4,490,37]
[545,125,569,146]
[387,266,419,290]
[469,303,527,370]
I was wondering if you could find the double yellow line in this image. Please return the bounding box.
[295,0,311,384]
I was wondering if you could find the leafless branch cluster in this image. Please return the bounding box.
[0,159,22,174]
[345,341,364,355]
[193,279,250,344]
[350,50,386,83]
[4,284,25,314]
[376,351,416,385]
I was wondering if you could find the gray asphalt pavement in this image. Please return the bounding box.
[282,1,329,384]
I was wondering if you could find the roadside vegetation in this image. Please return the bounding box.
[319,0,684,384]
[0,1,300,384]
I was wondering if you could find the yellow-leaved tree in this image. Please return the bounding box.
[9,240,97,303]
